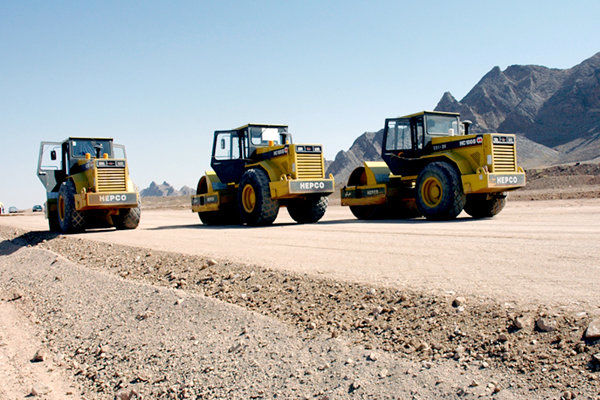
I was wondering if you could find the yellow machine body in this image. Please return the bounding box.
[70,158,139,212]
[191,143,334,213]
[341,133,526,207]
[341,111,525,221]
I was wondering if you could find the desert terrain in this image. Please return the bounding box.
[1,165,599,399]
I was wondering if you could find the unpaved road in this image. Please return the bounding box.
[2,235,558,399]
[1,199,599,309]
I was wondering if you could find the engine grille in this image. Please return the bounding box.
[492,142,517,173]
[97,167,127,192]
[296,153,324,179]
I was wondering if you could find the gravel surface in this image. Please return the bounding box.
[1,226,599,399]
[4,201,600,311]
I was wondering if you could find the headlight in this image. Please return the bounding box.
[296,146,304,152]
[97,161,106,167]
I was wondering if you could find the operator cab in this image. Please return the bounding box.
[211,124,292,183]
[382,111,464,176]
[37,137,127,193]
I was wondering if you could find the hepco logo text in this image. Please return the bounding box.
[99,194,127,202]
[299,181,326,190]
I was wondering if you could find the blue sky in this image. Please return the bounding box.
[1,0,599,208]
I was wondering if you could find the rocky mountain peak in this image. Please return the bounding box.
[327,52,600,185]
[140,181,193,197]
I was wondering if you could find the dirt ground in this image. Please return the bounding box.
[1,225,599,399]
[3,200,600,310]
[1,197,600,399]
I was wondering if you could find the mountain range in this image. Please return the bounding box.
[326,52,600,185]
[140,181,194,197]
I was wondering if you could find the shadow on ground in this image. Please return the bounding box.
[148,216,477,231]
[0,231,60,256]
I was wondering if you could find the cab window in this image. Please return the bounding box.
[249,127,287,146]
[214,132,240,160]
[385,119,411,151]
[71,139,112,158]
[425,115,459,136]
[415,119,424,149]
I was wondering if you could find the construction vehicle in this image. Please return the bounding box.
[37,137,141,232]
[341,111,526,220]
[191,124,334,226]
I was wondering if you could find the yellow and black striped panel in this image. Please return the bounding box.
[296,153,324,179]
[492,143,517,172]
[97,168,127,192]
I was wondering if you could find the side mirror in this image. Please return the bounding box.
[220,138,226,150]
[50,150,57,160]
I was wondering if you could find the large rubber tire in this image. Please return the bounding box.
[287,196,328,224]
[57,181,86,233]
[113,207,141,229]
[464,193,506,219]
[47,203,60,232]
[416,162,465,220]
[238,169,279,226]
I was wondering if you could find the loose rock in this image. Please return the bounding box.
[536,317,557,332]
[584,318,600,340]
[30,385,50,396]
[497,333,508,343]
[349,380,361,391]
[31,349,46,362]
[116,389,138,400]
[452,297,465,307]
[513,316,529,330]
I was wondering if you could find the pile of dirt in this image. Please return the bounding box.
[1,226,599,399]
[524,163,600,190]
[511,163,600,201]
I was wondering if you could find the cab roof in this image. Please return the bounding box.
[233,124,288,131]
[398,111,460,119]
[65,137,114,142]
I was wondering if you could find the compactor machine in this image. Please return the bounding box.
[37,137,140,232]
[191,124,334,226]
[341,111,526,220]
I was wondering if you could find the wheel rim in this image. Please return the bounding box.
[58,196,65,221]
[241,184,256,213]
[421,177,443,207]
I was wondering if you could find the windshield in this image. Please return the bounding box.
[71,139,112,158]
[249,127,288,146]
[425,115,459,136]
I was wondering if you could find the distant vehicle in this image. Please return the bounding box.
[8,206,18,213]
[32,205,43,212]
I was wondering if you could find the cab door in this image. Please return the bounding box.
[381,117,426,176]
[210,130,245,183]
[37,141,66,192]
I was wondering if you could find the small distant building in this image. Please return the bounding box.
[0,202,4,214]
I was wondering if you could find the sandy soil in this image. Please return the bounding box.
[2,200,599,310]
[2,237,565,399]
[0,301,82,399]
